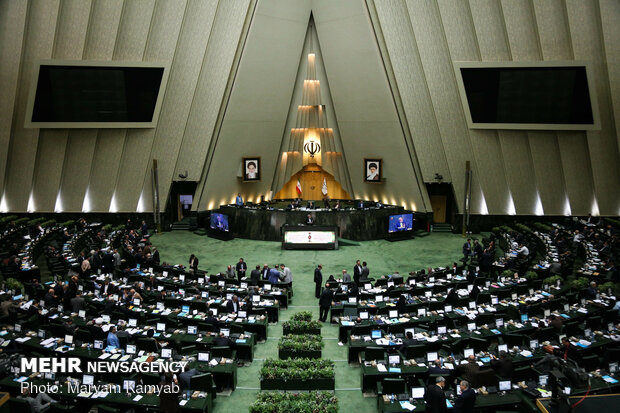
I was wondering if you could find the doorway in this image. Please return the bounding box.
[425,182,456,225]
[165,181,198,225]
[178,195,193,220]
[430,195,447,223]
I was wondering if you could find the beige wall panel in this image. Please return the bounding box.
[59,130,98,211]
[373,0,450,183]
[435,0,507,214]
[80,0,124,212]
[0,0,27,199]
[175,1,251,183]
[557,132,594,215]
[600,0,620,176]
[532,0,572,60]
[528,132,566,215]
[113,0,184,212]
[34,0,91,212]
[501,0,539,61]
[469,0,511,61]
[31,131,68,212]
[309,0,426,211]
[3,0,60,212]
[141,0,218,212]
[567,0,620,215]
[199,0,311,210]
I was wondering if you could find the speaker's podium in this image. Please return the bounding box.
[281,225,338,250]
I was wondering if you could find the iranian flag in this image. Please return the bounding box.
[296,178,302,195]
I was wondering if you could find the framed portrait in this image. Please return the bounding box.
[364,158,382,182]
[243,157,260,182]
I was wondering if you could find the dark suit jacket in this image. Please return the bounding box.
[319,288,334,307]
[454,388,476,413]
[314,268,323,284]
[250,269,261,285]
[361,266,370,280]
[226,300,239,314]
[424,384,447,413]
[353,265,362,279]
[491,358,514,378]
[236,262,247,276]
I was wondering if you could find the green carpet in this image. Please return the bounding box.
[150,231,466,412]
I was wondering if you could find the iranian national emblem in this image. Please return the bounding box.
[303,140,321,157]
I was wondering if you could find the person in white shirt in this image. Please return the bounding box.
[518,244,529,257]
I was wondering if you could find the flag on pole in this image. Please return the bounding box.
[321,178,328,196]
[296,178,302,195]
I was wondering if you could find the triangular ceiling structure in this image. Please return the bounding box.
[271,14,353,198]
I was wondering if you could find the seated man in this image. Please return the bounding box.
[18,387,58,413]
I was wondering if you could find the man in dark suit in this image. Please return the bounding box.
[204,311,219,331]
[429,359,451,375]
[226,295,240,314]
[462,239,472,260]
[490,351,514,378]
[314,264,323,298]
[353,260,362,285]
[454,380,476,413]
[318,287,334,322]
[360,262,370,281]
[261,264,270,280]
[235,258,247,281]
[425,376,447,413]
[457,355,480,383]
[213,332,234,347]
[250,265,261,286]
[70,291,85,313]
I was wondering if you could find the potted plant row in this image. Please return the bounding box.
[259,358,335,391]
[282,312,322,335]
[278,334,324,359]
[249,391,338,412]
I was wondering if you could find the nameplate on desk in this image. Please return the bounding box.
[388,367,401,373]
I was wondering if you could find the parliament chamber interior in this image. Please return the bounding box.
[0,1,619,413]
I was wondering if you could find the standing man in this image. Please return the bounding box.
[236,258,247,282]
[261,264,270,280]
[319,287,334,322]
[279,264,292,284]
[341,269,351,283]
[361,261,370,282]
[250,265,261,286]
[425,376,447,413]
[353,260,363,285]
[454,380,476,413]
[462,239,472,260]
[314,264,323,299]
[235,193,243,207]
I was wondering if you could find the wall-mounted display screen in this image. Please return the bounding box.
[26,60,169,128]
[388,213,413,233]
[210,213,229,232]
[454,62,599,130]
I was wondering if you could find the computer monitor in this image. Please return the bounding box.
[389,310,398,318]
[64,335,74,345]
[238,310,247,318]
[437,326,447,335]
[521,314,529,323]
[182,305,190,313]
[102,315,110,323]
[187,326,197,335]
[425,291,432,298]
[157,323,166,332]
[218,281,225,287]
[133,299,140,306]
[427,352,438,362]
[564,304,570,312]
[44,373,55,380]
[201,291,208,298]
[211,308,218,316]
[83,374,94,385]
[179,275,185,282]
[376,295,384,302]
[226,293,233,300]
[360,311,369,320]
[610,362,618,373]
[160,348,172,359]
[240,282,248,289]
[409,279,416,286]
[197,278,204,284]
[468,301,476,310]
[94,340,103,350]
[221,328,230,337]
[544,309,551,317]
[491,296,499,305]
[341,285,349,293]
[445,305,452,313]
[498,344,508,353]
[511,293,518,300]
[411,387,425,399]
[252,295,260,302]
[371,330,382,339]
[464,348,474,358]
[405,328,415,337]
[348,297,357,304]
[388,355,400,365]
[539,375,548,386]
[78,310,86,318]
[496,318,504,328]
[499,380,511,391]
[418,308,426,317]
[387,281,395,288]
[123,379,136,392]
[38,329,45,338]
[126,344,136,354]
[467,322,476,331]
[157,302,165,310]
[128,319,137,327]
[530,340,539,349]
[198,352,210,362]
[264,284,272,291]
[364,283,372,290]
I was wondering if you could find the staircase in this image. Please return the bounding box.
[170,217,196,231]
[431,223,452,233]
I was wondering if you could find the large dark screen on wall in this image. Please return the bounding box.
[460,67,593,124]
[32,65,164,122]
